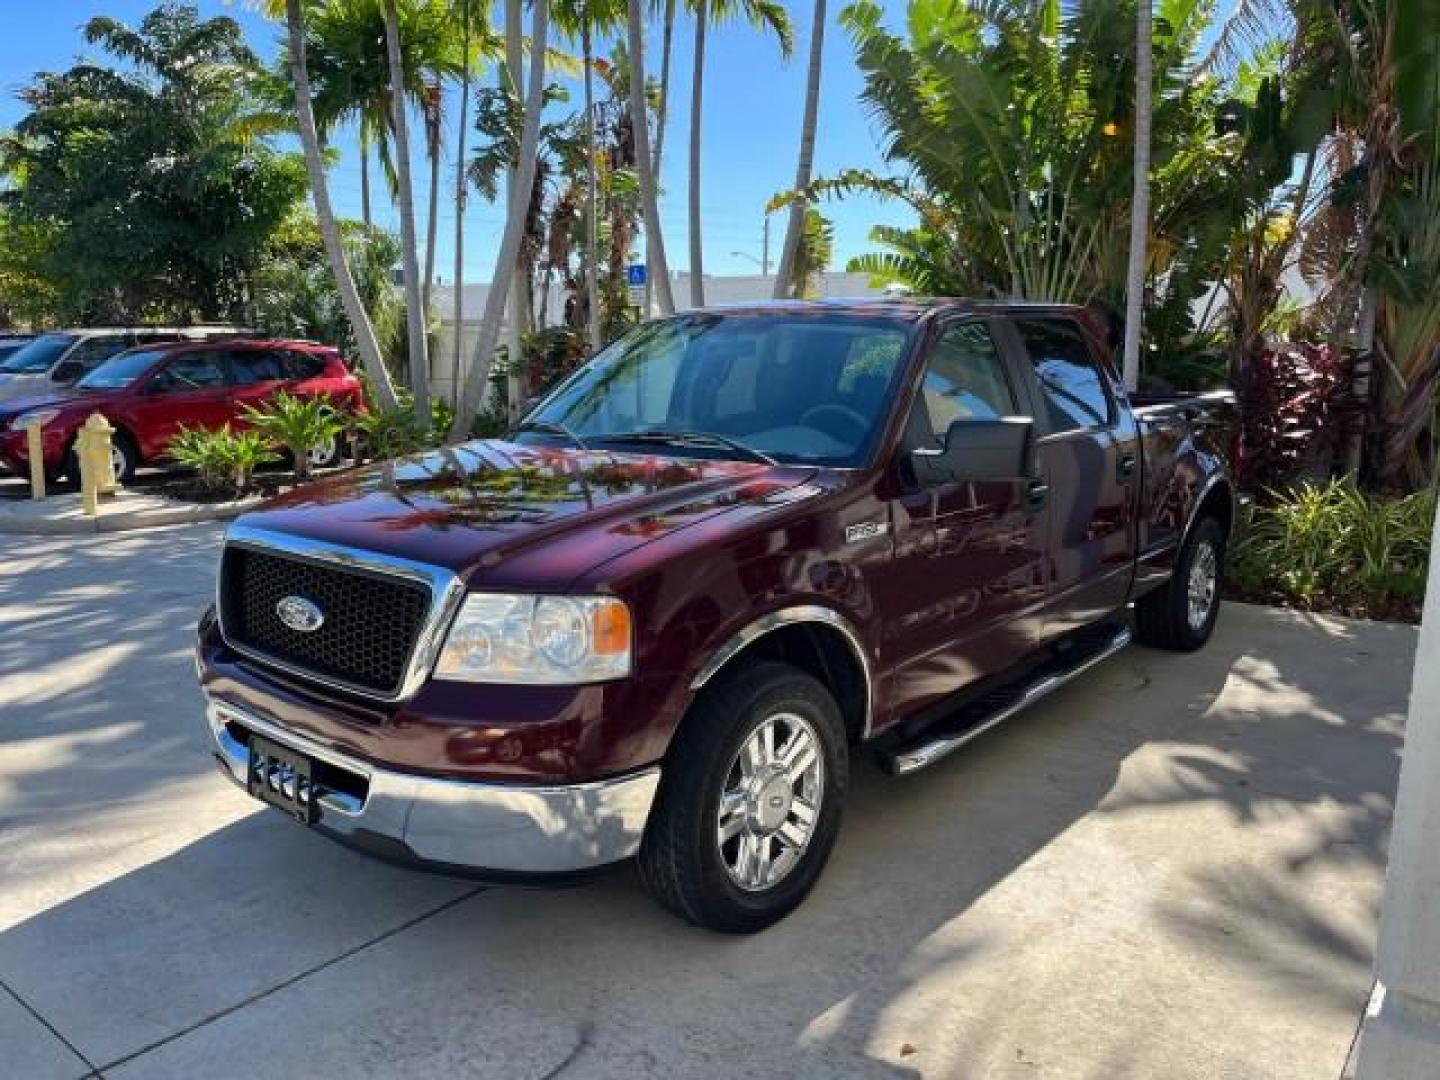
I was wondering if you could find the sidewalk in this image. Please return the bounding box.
[0,488,256,534]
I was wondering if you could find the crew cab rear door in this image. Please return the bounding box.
[1004,315,1142,638]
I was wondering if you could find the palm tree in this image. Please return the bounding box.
[688,0,792,307]
[628,0,676,314]
[383,0,431,428]
[451,0,551,438]
[1119,0,1154,391]
[771,0,826,299]
[581,9,603,351]
[281,0,401,411]
[553,0,627,350]
[451,0,475,401]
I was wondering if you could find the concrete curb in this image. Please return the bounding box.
[0,494,261,535]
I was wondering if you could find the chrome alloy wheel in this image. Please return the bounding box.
[1188,540,1219,631]
[716,711,824,892]
[109,443,128,479]
[306,435,338,469]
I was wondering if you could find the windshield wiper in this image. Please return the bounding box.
[606,428,778,466]
[512,418,590,452]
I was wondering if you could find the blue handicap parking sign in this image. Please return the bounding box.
[626,264,648,287]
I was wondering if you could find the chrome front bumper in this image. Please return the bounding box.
[205,699,660,876]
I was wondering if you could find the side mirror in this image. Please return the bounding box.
[51,360,84,383]
[911,417,1034,487]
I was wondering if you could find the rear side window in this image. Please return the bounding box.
[916,322,1016,444]
[151,351,228,392]
[281,351,327,380]
[229,351,286,384]
[1015,318,1112,433]
[69,335,130,371]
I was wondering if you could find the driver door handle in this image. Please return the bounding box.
[1024,479,1049,514]
[1117,452,1138,483]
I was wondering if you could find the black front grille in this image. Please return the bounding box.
[220,545,432,695]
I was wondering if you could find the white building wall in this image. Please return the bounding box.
[430,272,887,404]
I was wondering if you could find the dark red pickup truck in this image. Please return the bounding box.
[196,300,1234,932]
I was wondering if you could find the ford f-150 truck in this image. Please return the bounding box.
[196,300,1234,932]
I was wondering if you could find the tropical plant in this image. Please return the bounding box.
[0,5,307,323]
[451,0,552,438]
[1234,341,1353,491]
[277,0,402,411]
[168,425,232,489]
[241,391,348,480]
[250,215,412,377]
[627,0,676,314]
[775,0,1235,322]
[1294,0,1440,489]
[1230,479,1436,617]
[383,0,433,430]
[169,425,280,494]
[771,0,826,300]
[686,0,793,306]
[788,207,833,298]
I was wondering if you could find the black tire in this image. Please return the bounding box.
[1136,516,1225,651]
[292,434,344,473]
[65,430,137,484]
[638,660,849,933]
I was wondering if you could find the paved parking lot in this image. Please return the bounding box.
[0,523,1416,1079]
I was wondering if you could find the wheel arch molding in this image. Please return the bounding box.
[688,604,875,742]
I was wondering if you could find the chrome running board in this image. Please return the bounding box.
[876,624,1133,777]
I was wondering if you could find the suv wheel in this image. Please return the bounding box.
[638,660,848,933]
[305,434,344,471]
[1136,516,1225,651]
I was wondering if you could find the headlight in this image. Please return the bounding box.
[434,593,632,684]
[10,407,61,431]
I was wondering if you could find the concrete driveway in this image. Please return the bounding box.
[0,525,1416,1079]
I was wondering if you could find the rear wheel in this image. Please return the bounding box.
[1135,516,1225,651]
[638,660,848,933]
[304,433,344,471]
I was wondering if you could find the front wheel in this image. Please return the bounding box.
[65,430,137,485]
[638,660,848,933]
[1135,516,1225,651]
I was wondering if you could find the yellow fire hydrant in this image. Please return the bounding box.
[76,412,120,517]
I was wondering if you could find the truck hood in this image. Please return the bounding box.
[234,440,816,587]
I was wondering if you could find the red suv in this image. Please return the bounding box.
[0,339,362,482]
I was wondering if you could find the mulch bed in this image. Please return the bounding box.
[149,473,293,504]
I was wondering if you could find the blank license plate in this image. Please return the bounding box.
[247,735,317,824]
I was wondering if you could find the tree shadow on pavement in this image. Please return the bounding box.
[0,535,1416,1080]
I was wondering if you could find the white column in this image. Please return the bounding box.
[1356,507,1440,1078]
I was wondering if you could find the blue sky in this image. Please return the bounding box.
[0,0,912,285]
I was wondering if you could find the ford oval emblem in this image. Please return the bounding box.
[276,595,325,634]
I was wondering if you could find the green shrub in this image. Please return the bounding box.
[241,392,346,480]
[168,425,230,488]
[1229,480,1436,617]
[351,395,456,461]
[217,429,280,492]
[167,425,278,494]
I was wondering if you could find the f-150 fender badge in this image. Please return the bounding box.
[845,521,890,544]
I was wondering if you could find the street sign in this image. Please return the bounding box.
[627,264,648,309]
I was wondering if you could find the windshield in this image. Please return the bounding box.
[525,312,915,467]
[75,348,166,390]
[0,334,75,375]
